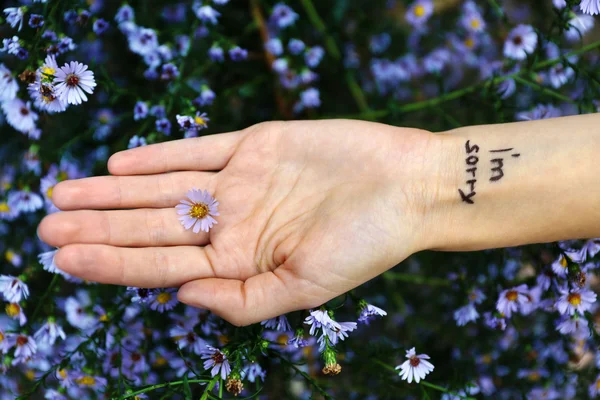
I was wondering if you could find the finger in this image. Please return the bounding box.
[54,244,216,288]
[38,209,209,248]
[52,171,215,210]
[107,131,244,175]
[177,269,310,326]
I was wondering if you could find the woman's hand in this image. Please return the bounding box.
[38,120,444,326]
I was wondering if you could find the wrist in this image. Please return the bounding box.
[421,115,600,253]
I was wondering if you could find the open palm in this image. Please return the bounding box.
[39,120,437,325]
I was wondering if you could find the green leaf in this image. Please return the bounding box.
[183,374,192,400]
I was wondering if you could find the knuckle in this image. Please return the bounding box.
[116,249,127,285]
[245,120,286,138]
[152,249,170,287]
[145,210,165,245]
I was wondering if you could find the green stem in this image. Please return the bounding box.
[513,76,576,104]
[200,377,219,400]
[300,0,370,113]
[300,0,340,60]
[383,272,451,286]
[420,381,476,400]
[335,39,600,120]
[28,274,60,326]
[121,379,210,399]
[373,360,475,400]
[274,353,333,400]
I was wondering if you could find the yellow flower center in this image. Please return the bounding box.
[560,255,568,268]
[505,290,518,302]
[99,314,109,322]
[219,334,230,345]
[41,66,56,76]
[195,116,206,125]
[568,293,581,305]
[464,38,475,48]
[596,379,600,389]
[5,250,14,262]
[528,372,540,381]
[2,182,11,191]
[58,369,67,379]
[277,334,289,345]
[470,18,480,29]
[25,370,36,381]
[0,202,10,213]
[46,186,54,198]
[6,303,20,317]
[157,292,172,304]
[0,331,4,342]
[76,376,96,386]
[414,5,425,17]
[190,203,209,219]
[153,356,167,367]
[481,354,492,364]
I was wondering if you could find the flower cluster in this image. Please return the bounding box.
[1,0,600,399]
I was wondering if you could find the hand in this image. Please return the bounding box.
[38,120,443,326]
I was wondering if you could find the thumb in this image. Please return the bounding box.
[177,269,312,326]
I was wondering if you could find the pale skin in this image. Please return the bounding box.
[37,113,600,326]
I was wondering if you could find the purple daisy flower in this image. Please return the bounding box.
[0,63,18,102]
[128,135,147,148]
[209,46,225,62]
[6,302,27,326]
[555,315,589,337]
[504,24,537,60]
[496,284,530,318]
[565,14,595,41]
[454,304,479,326]
[556,287,597,316]
[516,104,561,121]
[150,288,178,312]
[261,315,291,331]
[358,303,387,324]
[195,5,220,25]
[405,0,434,28]
[0,329,12,354]
[28,14,44,29]
[0,275,29,303]
[270,3,299,29]
[229,46,248,61]
[38,250,63,275]
[288,329,309,348]
[2,98,38,134]
[200,345,231,380]
[4,7,25,31]
[176,188,219,233]
[242,362,266,383]
[34,320,66,346]
[395,347,434,384]
[580,0,600,15]
[54,61,96,105]
[11,334,37,364]
[127,287,156,303]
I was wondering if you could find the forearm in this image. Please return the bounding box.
[424,113,600,251]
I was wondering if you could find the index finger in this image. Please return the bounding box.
[108,131,244,175]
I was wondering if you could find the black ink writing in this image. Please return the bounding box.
[488,147,520,182]
[458,189,476,204]
[490,159,504,181]
[458,140,479,204]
